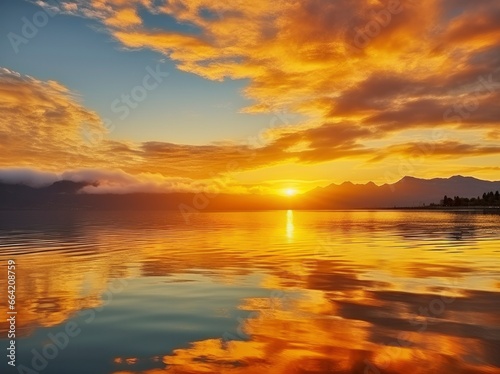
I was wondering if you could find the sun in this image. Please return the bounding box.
[284,188,297,196]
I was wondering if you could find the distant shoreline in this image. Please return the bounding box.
[1,207,499,213]
[388,206,500,214]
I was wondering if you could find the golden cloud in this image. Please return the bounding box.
[2,64,500,189]
[4,0,500,185]
[51,0,500,132]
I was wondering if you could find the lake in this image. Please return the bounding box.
[0,210,499,374]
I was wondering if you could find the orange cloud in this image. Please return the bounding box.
[51,0,500,131]
[4,0,500,184]
[0,67,105,169]
[370,141,500,163]
[2,65,500,188]
[104,8,142,28]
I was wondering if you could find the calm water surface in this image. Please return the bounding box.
[0,210,499,374]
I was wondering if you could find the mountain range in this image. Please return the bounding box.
[299,175,500,209]
[0,175,499,211]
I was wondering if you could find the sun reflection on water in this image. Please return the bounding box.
[286,209,294,241]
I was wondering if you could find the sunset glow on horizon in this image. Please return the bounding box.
[0,0,499,193]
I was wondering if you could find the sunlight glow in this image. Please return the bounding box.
[284,188,297,196]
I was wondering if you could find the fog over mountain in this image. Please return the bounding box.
[1,175,499,211]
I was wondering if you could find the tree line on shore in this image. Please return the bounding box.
[436,191,500,207]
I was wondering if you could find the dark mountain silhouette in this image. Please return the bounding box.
[0,175,499,210]
[0,180,94,210]
[298,175,500,209]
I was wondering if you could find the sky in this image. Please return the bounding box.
[0,0,499,194]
